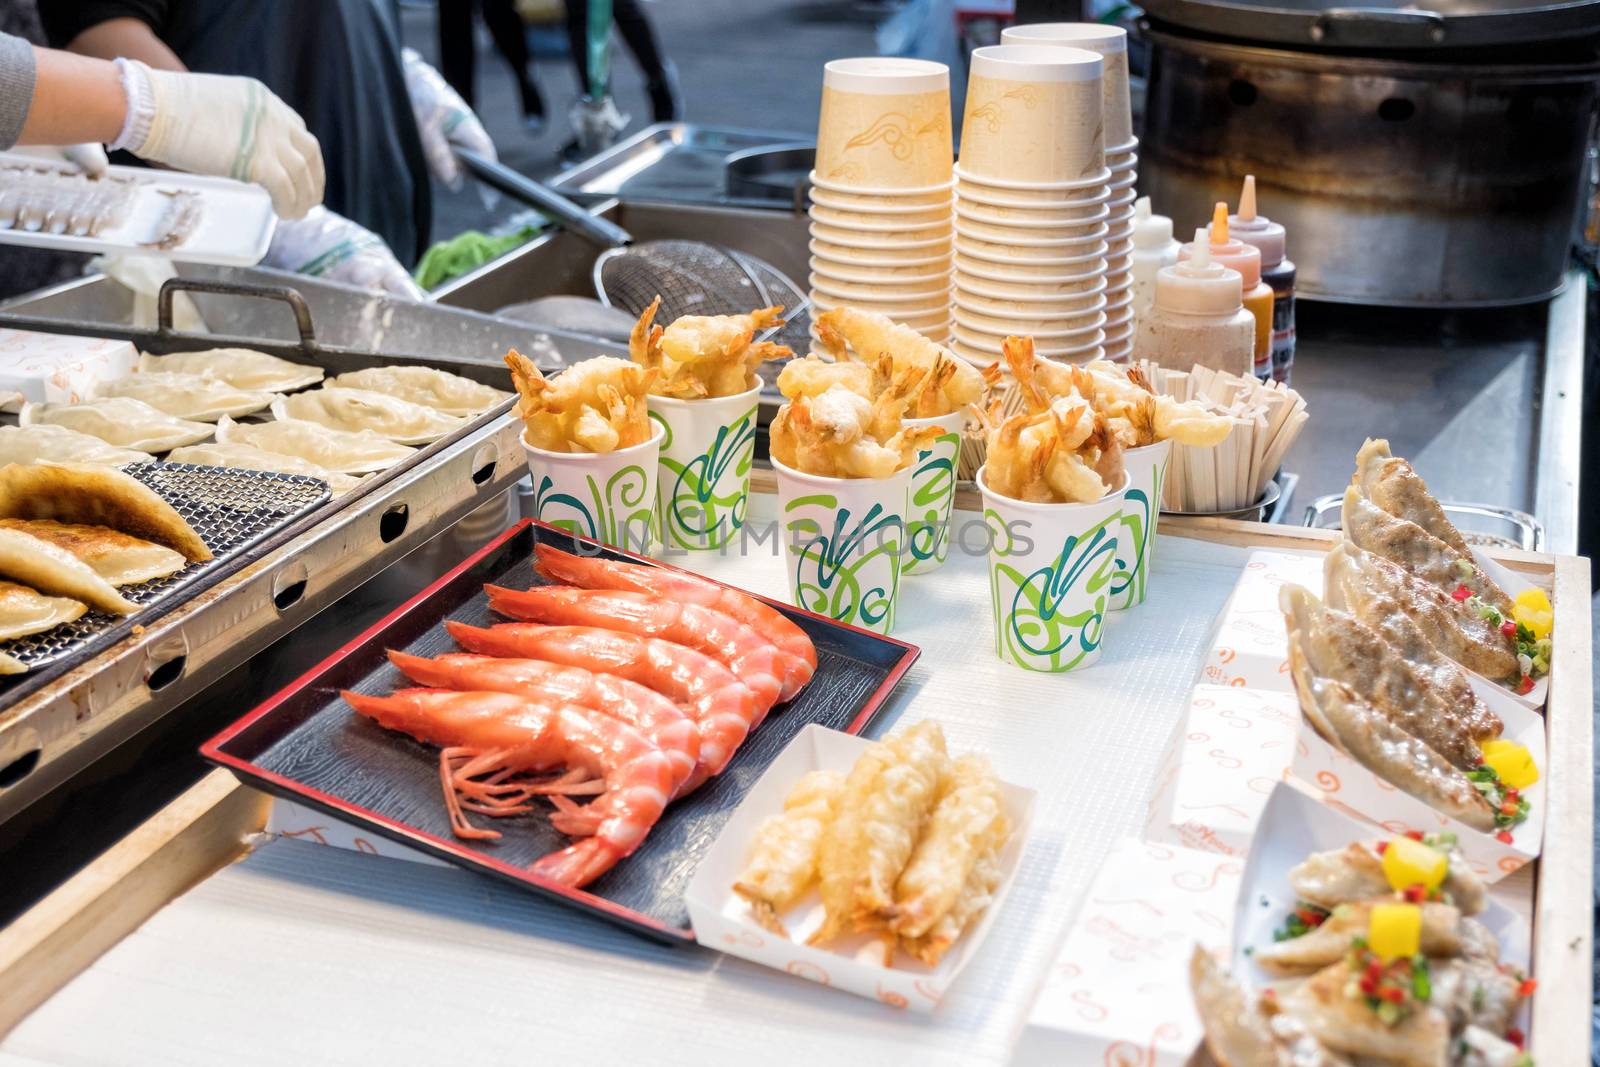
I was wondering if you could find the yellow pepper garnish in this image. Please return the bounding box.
[1381,837,1447,893]
[1480,738,1540,790]
[1513,588,1553,640]
[1368,902,1422,961]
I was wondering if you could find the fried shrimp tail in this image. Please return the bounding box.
[630,298,793,399]
[814,306,985,418]
[733,770,846,934]
[506,350,656,454]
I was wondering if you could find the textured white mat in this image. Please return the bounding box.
[4,500,1249,1066]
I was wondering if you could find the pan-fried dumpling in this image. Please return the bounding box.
[214,415,413,474]
[1354,438,1471,556]
[327,366,511,417]
[168,442,363,497]
[95,372,276,422]
[0,528,136,615]
[139,348,323,392]
[0,424,151,468]
[1342,486,1512,614]
[1285,959,1451,1067]
[0,580,86,639]
[0,462,210,562]
[271,387,467,445]
[0,519,186,586]
[19,398,213,452]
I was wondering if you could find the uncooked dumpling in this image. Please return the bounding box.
[0,462,210,562]
[139,348,324,392]
[19,398,213,452]
[0,579,86,639]
[327,366,511,417]
[270,387,466,445]
[214,415,413,474]
[96,372,276,422]
[0,519,186,586]
[168,442,363,497]
[0,527,136,615]
[0,424,151,468]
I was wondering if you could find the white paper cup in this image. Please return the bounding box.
[955,310,1106,344]
[772,456,912,634]
[955,258,1102,289]
[954,250,1106,281]
[953,217,1109,246]
[954,326,1106,358]
[902,409,965,574]
[977,467,1127,671]
[956,163,1111,194]
[645,386,761,552]
[814,58,953,191]
[1106,168,1138,190]
[810,255,951,286]
[809,273,950,304]
[809,202,953,230]
[1107,438,1171,610]
[958,45,1104,185]
[807,175,956,204]
[811,238,954,266]
[956,175,1110,208]
[1106,148,1138,172]
[808,188,955,214]
[954,282,1108,316]
[1003,23,1134,150]
[810,221,952,248]
[810,290,951,318]
[955,199,1111,229]
[1107,189,1138,213]
[955,236,1108,267]
[522,424,663,553]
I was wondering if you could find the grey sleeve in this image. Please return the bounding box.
[0,33,36,150]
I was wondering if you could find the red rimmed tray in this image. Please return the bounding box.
[201,519,919,943]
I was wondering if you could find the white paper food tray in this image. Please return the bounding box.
[1013,837,1243,1066]
[684,723,1036,1013]
[0,327,136,409]
[0,152,276,266]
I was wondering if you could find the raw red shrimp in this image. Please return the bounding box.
[445,621,759,785]
[484,585,788,718]
[343,687,675,888]
[533,544,817,700]
[386,651,699,797]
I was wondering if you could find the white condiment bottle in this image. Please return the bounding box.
[1131,228,1255,377]
[1130,196,1180,323]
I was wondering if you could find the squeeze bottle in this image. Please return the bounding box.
[1132,227,1255,377]
[1130,196,1180,323]
[1179,202,1274,381]
[1228,175,1296,384]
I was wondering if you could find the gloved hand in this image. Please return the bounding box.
[12,144,110,177]
[110,58,324,220]
[401,47,497,189]
[264,207,425,300]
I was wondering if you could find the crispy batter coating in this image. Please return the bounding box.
[628,296,793,400]
[770,356,942,479]
[976,396,1124,504]
[900,811,1008,966]
[890,754,1005,939]
[732,770,846,935]
[814,307,985,419]
[505,349,656,454]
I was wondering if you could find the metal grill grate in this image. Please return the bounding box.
[0,463,329,670]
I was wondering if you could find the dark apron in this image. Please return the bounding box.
[150,0,431,264]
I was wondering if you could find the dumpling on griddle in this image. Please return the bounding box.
[168,442,363,497]
[0,462,210,562]
[0,527,136,615]
[0,518,185,586]
[214,415,413,474]
[0,424,151,468]
[19,398,212,452]
[95,372,275,422]
[327,366,510,417]
[1354,438,1471,556]
[0,579,86,639]
[1342,486,1512,614]
[139,348,323,392]
[271,387,467,445]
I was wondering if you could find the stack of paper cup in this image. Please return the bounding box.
[953,44,1109,368]
[809,58,955,345]
[1001,25,1136,361]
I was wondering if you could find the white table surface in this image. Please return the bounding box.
[2,499,1251,1067]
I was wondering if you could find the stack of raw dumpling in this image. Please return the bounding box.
[9,348,511,498]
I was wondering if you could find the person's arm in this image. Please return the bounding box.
[12,41,127,147]
[63,17,185,71]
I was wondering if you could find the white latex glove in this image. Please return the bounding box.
[264,207,425,300]
[12,144,110,176]
[401,47,497,189]
[110,59,325,220]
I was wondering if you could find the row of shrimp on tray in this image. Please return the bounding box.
[342,544,818,890]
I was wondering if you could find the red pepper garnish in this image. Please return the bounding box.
[1506,1026,1525,1049]
[1506,787,1520,802]
[1375,840,1388,855]
[1381,986,1405,1004]
[1405,830,1424,841]
[1359,975,1377,995]
[1452,584,1473,601]
[1500,801,1519,816]
[1500,619,1517,637]
[1496,830,1514,844]
[1517,675,1535,695]
[1402,884,1425,903]
[1517,978,1537,998]
[1365,959,1385,981]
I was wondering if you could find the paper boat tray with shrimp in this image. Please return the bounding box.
[202,520,920,942]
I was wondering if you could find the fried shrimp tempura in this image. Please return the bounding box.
[505,350,656,454]
[814,307,984,419]
[732,770,846,935]
[769,360,943,479]
[628,296,792,400]
[890,754,1005,940]
[977,394,1124,504]
[901,813,1009,966]
[811,721,950,945]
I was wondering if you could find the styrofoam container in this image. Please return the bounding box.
[810,255,951,286]
[685,723,1035,1011]
[810,221,953,249]
[811,238,954,266]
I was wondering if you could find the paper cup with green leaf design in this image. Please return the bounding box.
[772,456,911,635]
[520,423,663,554]
[647,383,761,551]
[901,409,965,574]
[1107,437,1171,611]
[978,468,1127,672]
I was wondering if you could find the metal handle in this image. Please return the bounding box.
[157,278,317,350]
[1313,7,1447,42]
[454,149,632,250]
